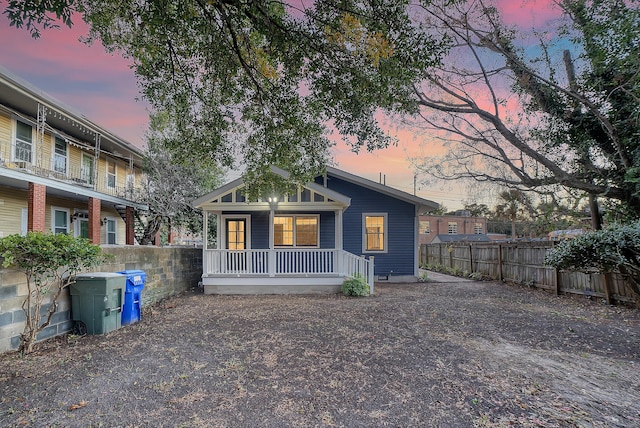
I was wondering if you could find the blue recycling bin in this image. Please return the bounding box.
[117,270,146,326]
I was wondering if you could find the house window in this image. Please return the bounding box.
[52,208,69,234]
[53,137,67,174]
[474,223,483,234]
[273,215,318,247]
[106,160,116,188]
[363,213,387,252]
[448,222,458,234]
[81,153,95,184]
[106,218,117,244]
[419,220,430,234]
[14,121,33,163]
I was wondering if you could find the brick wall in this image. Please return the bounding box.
[0,246,202,354]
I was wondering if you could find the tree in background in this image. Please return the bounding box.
[133,112,224,245]
[410,0,640,225]
[4,0,444,194]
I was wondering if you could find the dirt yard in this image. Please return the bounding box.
[1,276,639,427]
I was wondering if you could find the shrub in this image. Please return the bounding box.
[0,232,109,354]
[341,274,370,297]
[545,221,640,304]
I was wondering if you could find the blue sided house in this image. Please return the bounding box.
[192,167,438,294]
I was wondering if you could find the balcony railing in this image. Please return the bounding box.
[0,143,139,202]
[203,248,375,292]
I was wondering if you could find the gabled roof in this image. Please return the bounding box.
[192,167,351,211]
[326,167,439,213]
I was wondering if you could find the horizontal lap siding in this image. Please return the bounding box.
[326,175,416,276]
[319,211,335,248]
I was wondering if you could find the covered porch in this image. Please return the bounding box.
[194,171,374,294]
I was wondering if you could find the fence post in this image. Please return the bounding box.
[469,244,473,273]
[439,244,443,266]
[497,244,503,282]
[602,272,612,305]
[554,268,560,296]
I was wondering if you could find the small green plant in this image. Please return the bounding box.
[418,271,430,282]
[0,232,109,354]
[341,274,370,297]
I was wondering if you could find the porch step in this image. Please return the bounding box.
[202,276,344,295]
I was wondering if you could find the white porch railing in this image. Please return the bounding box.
[203,249,375,293]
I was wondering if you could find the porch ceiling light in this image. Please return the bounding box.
[267,196,278,209]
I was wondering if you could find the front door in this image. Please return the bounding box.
[225,218,247,272]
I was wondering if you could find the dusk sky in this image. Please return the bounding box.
[0,1,559,210]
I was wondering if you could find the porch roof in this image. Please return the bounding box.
[193,167,351,212]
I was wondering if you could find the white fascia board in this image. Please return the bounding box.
[192,177,245,208]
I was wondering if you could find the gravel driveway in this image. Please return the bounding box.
[1,276,639,427]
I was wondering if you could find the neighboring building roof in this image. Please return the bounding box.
[326,167,439,213]
[0,65,144,164]
[431,234,491,243]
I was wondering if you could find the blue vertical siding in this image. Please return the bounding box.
[325,175,417,276]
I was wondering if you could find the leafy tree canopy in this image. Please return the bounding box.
[4,0,445,194]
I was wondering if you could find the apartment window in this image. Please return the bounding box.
[106,160,116,188]
[448,222,458,234]
[53,137,67,174]
[52,208,69,235]
[274,215,318,247]
[474,223,483,234]
[81,154,94,184]
[14,121,33,163]
[106,219,117,244]
[363,213,387,252]
[419,220,430,234]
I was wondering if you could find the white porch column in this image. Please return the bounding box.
[335,209,343,275]
[203,211,208,275]
[268,208,275,277]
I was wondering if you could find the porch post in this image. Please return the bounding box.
[268,208,275,277]
[368,255,375,295]
[203,211,208,275]
[335,209,343,275]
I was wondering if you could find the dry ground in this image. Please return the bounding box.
[1,277,639,427]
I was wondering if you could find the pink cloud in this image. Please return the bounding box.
[0,16,148,146]
[496,0,563,28]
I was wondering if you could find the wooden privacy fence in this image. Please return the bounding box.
[420,242,637,305]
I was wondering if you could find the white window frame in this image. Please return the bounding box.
[12,119,34,164]
[21,208,28,236]
[52,135,68,174]
[106,217,118,244]
[448,222,458,234]
[73,210,89,238]
[106,159,117,189]
[419,220,430,234]
[273,214,320,248]
[81,153,95,184]
[220,215,251,250]
[362,213,388,254]
[474,223,483,234]
[51,207,70,235]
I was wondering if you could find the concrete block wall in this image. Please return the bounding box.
[0,246,202,354]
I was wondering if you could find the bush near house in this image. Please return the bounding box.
[0,232,108,354]
[341,274,370,297]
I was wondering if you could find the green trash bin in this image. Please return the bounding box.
[70,273,125,335]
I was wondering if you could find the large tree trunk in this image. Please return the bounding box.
[589,194,603,230]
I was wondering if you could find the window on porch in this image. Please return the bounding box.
[274,215,318,247]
